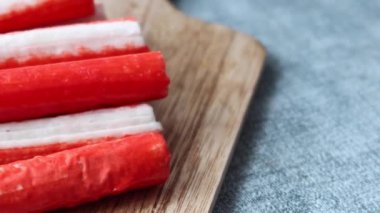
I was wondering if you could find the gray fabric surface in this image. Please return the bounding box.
[174,0,380,212]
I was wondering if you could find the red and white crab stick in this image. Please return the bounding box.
[0,19,148,69]
[0,0,95,33]
[0,132,171,213]
[0,104,162,164]
[0,51,169,123]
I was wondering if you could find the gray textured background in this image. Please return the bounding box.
[174,0,380,212]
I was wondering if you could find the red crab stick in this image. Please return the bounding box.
[0,52,170,123]
[0,19,148,69]
[0,104,162,164]
[0,0,95,33]
[0,132,171,213]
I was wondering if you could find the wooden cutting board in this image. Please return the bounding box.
[64,0,266,212]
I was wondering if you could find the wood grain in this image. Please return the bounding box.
[61,0,266,212]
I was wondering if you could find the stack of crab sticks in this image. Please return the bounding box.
[0,0,95,33]
[0,2,171,212]
[0,105,170,212]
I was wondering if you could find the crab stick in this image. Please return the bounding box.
[0,52,170,123]
[0,19,149,69]
[0,132,171,213]
[0,104,162,164]
[0,0,95,33]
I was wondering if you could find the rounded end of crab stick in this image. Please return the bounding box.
[0,52,170,123]
[0,0,95,33]
[0,132,171,212]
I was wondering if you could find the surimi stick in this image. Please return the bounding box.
[0,19,149,69]
[0,132,171,213]
[0,104,162,164]
[0,0,95,33]
[0,52,170,123]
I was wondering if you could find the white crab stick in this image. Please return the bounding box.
[0,104,162,164]
[0,19,148,69]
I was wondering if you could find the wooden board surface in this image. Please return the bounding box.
[62,0,266,212]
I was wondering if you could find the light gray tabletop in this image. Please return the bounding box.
[174,0,380,212]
